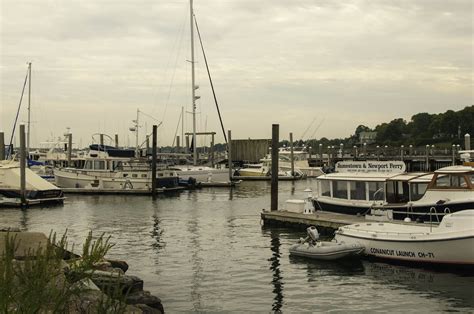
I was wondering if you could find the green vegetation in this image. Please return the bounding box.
[302,105,473,149]
[0,231,125,313]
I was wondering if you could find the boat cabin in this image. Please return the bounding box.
[428,166,474,190]
[316,172,433,204]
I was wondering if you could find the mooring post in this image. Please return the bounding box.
[228,130,232,182]
[271,124,279,211]
[211,133,215,168]
[146,135,150,156]
[185,135,190,154]
[67,133,72,167]
[289,132,294,177]
[20,124,27,206]
[100,133,104,147]
[452,144,456,165]
[465,134,471,150]
[115,134,119,148]
[425,144,430,171]
[318,143,322,165]
[176,135,180,153]
[151,125,158,198]
[0,131,5,160]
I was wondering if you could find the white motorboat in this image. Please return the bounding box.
[168,165,230,183]
[0,160,64,205]
[289,226,364,260]
[313,162,474,221]
[54,148,179,190]
[334,210,474,265]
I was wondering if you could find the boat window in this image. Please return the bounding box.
[368,182,384,201]
[93,160,105,170]
[332,180,348,199]
[349,181,366,200]
[84,161,93,170]
[386,181,409,203]
[320,180,330,197]
[132,174,138,178]
[141,174,147,178]
[433,174,468,189]
[410,183,428,201]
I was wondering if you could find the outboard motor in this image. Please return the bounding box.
[307,226,319,244]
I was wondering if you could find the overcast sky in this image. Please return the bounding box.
[1,0,472,148]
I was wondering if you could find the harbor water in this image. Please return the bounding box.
[1,179,473,312]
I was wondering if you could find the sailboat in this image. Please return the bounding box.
[171,0,231,184]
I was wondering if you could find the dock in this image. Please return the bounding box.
[62,186,185,195]
[233,176,302,181]
[261,210,366,233]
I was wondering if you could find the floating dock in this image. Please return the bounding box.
[233,176,302,181]
[62,186,185,195]
[261,210,366,233]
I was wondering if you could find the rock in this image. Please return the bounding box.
[134,303,164,314]
[125,290,163,310]
[88,269,144,295]
[107,259,129,273]
[93,260,112,271]
[0,231,49,259]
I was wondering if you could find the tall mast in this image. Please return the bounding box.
[135,108,139,157]
[27,62,31,155]
[190,0,197,165]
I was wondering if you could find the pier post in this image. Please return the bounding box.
[465,134,471,150]
[176,135,180,153]
[452,144,456,165]
[363,142,367,158]
[210,133,215,168]
[400,145,404,161]
[185,135,190,154]
[271,124,279,211]
[67,133,72,167]
[151,125,157,198]
[115,134,119,148]
[100,134,104,147]
[376,145,380,161]
[20,124,27,206]
[425,144,430,171]
[318,143,322,165]
[289,132,294,177]
[228,130,232,182]
[0,131,4,160]
[146,135,150,156]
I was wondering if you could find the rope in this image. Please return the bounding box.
[193,15,227,145]
[8,67,29,158]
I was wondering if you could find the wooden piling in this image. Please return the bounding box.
[100,134,104,146]
[176,135,180,153]
[115,134,119,148]
[228,130,232,182]
[289,132,294,177]
[151,125,157,198]
[20,124,26,206]
[466,134,471,150]
[271,124,279,211]
[186,135,190,154]
[0,131,5,160]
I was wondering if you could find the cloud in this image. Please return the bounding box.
[1,0,472,147]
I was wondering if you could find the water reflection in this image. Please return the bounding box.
[268,230,284,312]
[363,261,474,310]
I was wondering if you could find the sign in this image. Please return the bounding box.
[335,161,406,173]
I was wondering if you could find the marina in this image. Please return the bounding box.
[1,180,473,312]
[1,0,473,312]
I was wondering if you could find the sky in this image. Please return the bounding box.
[1,0,472,149]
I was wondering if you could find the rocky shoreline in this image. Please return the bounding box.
[0,229,164,313]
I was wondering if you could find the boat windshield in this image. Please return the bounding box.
[386,180,409,204]
[432,174,470,189]
[410,182,428,201]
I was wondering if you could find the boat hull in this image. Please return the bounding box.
[289,242,364,260]
[335,233,474,265]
